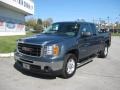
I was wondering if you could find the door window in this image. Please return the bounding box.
[80,23,93,35]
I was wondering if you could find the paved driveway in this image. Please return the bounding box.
[0,37,120,90]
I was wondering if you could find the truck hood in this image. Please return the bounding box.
[21,34,71,45]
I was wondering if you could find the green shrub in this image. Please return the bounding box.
[33,24,43,33]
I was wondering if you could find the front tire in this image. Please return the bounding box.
[98,44,108,58]
[62,54,77,79]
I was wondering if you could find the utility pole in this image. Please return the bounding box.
[99,18,101,29]
[107,16,110,31]
[93,17,95,24]
[118,14,120,31]
[107,16,110,24]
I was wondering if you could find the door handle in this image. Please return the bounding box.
[84,38,90,41]
[84,43,90,47]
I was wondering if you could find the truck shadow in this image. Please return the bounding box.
[14,63,57,80]
[13,60,93,79]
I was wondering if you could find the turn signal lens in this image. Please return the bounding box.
[53,45,59,56]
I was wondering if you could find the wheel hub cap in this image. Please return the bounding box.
[104,47,108,55]
[67,59,75,74]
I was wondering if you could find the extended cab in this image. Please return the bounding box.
[14,22,111,78]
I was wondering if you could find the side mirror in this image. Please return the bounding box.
[82,32,91,37]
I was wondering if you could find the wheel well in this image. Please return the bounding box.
[105,40,110,46]
[66,49,79,60]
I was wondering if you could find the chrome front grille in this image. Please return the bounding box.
[18,43,42,56]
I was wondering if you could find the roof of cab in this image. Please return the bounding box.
[54,21,94,24]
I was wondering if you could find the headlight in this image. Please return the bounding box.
[44,44,59,56]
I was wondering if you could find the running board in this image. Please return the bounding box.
[77,55,96,68]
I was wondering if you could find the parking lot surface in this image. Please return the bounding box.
[0,37,120,90]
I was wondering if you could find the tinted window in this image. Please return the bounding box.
[89,23,97,35]
[80,23,93,35]
[42,23,80,37]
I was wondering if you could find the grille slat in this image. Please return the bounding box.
[18,43,42,56]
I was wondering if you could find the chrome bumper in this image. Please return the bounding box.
[14,52,63,71]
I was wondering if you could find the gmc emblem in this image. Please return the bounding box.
[22,47,32,52]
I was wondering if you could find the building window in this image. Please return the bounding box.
[6,22,15,29]
[0,21,4,26]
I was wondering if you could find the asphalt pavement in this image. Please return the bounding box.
[0,36,120,90]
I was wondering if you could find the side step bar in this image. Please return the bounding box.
[77,55,96,68]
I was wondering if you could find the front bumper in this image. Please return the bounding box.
[14,52,64,75]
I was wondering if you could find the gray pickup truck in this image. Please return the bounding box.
[14,22,111,78]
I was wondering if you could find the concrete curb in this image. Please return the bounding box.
[0,52,14,57]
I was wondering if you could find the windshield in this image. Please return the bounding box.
[42,23,80,36]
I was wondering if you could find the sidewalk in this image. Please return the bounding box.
[0,52,14,57]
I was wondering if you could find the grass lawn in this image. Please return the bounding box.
[0,32,119,53]
[111,33,120,36]
[0,32,35,53]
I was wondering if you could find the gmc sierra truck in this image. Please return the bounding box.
[14,22,111,78]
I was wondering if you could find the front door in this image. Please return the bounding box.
[78,36,92,59]
[78,23,94,59]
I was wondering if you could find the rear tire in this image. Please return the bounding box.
[62,54,77,79]
[98,44,108,58]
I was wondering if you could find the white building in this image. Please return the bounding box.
[0,0,34,36]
